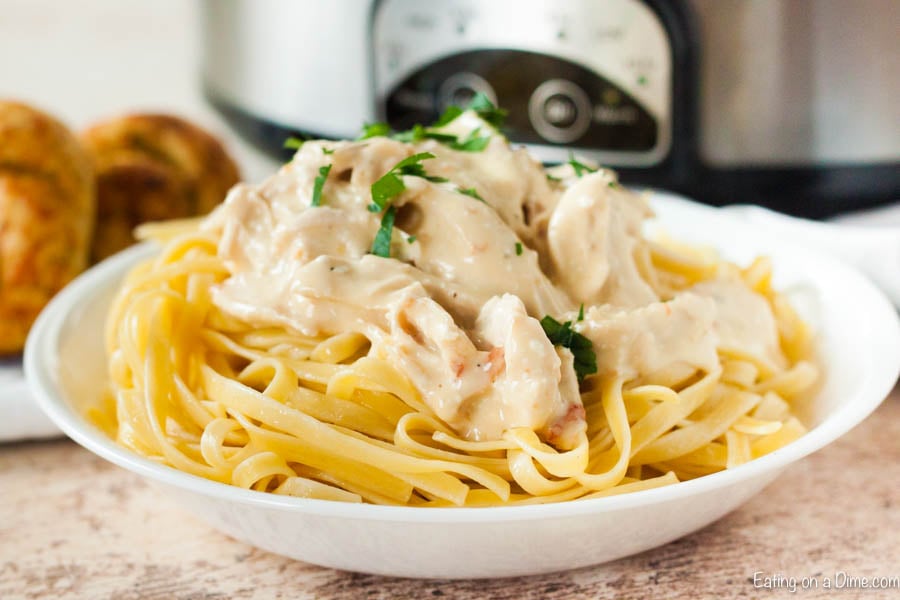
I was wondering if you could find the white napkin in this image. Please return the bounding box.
[833,202,900,228]
[724,203,900,308]
[0,359,60,441]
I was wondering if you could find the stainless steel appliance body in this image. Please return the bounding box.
[201,0,899,217]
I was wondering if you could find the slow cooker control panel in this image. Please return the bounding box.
[373,0,673,166]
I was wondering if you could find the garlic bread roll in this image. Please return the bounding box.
[0,100,95,355]
[82,114,240,261]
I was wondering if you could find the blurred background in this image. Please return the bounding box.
[2,0,897,219]
[0,0,274,181]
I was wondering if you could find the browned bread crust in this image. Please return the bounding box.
[0,100,95,355]
[82,114,240,261]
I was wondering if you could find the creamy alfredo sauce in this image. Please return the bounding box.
[204,112,784,449]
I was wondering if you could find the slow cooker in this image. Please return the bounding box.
[200,0,899,218]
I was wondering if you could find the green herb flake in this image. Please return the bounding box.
[450,127,491,152]
[396,155,448,183]
[568,153,597,178]
[310,164,331,207]
[393,125,458,145]
[546,173,562,182]
[370,169,407,211]
[361,95,505,157]
[459,187,485,202]
[392,123,488,152]
[407,235,417,244]
[425,130,460,144]
[370,152,445,213]
[515,242,523,256]
[391,152,435,172]
[540,315,597,382]
[577,304,585,322]
[391,124,425,143]
[391,95,503,153]
[466,92,508,129]
[283,136,306,150]
[322,147,335,155]
[371,205,397,258]
[358,122,391,140]
[433,105,464,127]
[429,92,506,140]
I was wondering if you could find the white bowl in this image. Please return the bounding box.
[25,192,900,579]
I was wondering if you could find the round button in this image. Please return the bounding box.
[437,72,497,111]
[543,94,579,128]
[528,79,592,144]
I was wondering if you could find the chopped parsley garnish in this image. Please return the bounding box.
[450,127,491,152]
[432,92,507,129]
[432,93,507,130]
[370,169,406,212]
[577,303,585,322]
[371,205,396,258]
[368,153,449,256]
[433,105,464,127]
[311,164,331,207]
[459,187,485,202]
[609,181,620,188]
[283,136,307,150]
[546,173,562,182]
[390,124,424,143]
[360,93,504,155]
[390,122,489,152]
[568,153,597,177]
[322,147,335,155]
[391,124,457,144]
[393,152,447,181]
[407,235,417,244]
[358,122,391,140]
[369,152,446,211]
[540,314,597,382]
[515,242,523,256]
[466,92,508,129]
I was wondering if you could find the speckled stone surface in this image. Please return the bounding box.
[1,385,897,600]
